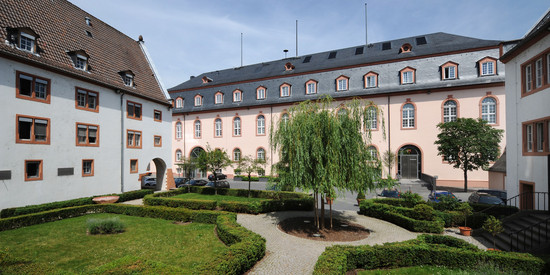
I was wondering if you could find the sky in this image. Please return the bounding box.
[68,0,549,90]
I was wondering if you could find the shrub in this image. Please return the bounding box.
[429,195,461,211]
[400,191,423,207]
[412,204,435,221]
[0,205,105,231]
[470,203,519,217]
[87,217,126,235]
[313,234,545,274]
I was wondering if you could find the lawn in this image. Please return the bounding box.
[172,192,271,202]
[0,213,228,274]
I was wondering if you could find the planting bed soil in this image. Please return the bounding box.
[278,216,369,242]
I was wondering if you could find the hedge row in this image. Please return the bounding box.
[144,186,313,214]
[470,203,519,217]
[359,200,444,233]
[0,189,153,218]
[313,234,545,275]
[197,214,266,274]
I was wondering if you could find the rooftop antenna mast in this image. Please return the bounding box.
[240,33,243,67]
[296,20,298,57]
[365,3,368,45]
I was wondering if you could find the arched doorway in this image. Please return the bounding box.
[141,158,167,191]
[189,147,206,179]
[398,145,421,179]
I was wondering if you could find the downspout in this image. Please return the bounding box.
[183,114,186,159]
[119,90,125,193]
[270,105,273,174]
[387,95,391,177]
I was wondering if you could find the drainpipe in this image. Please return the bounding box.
[387,95,391,177]
[270,105,273,174]
[119,90,125,193]
[183,114,186,160]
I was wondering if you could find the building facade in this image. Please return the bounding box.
[170,32,506,189]
[501,10,550,209]
[0,0,173,209]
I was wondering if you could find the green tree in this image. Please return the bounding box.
[175,156,197,180]
[382,150,396,178]
[483,216,504,248]
[196,145,232,194]
[435,118,503,192]
[236,155,265,197]
[271,96,387,229]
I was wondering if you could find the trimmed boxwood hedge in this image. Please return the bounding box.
[144,186,313,214]
[0,204,265,275]
[0,189,153,218]
[198,214,266,274]
[359,200,444,233]
[313,234,545,275]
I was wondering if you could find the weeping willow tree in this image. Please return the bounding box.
[271,96,389,229]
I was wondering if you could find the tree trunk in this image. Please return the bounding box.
[248,173,251,198]
[320,194,325,230]
[314,191,319,229]
[463,168,468,192]
[329,200,333,229]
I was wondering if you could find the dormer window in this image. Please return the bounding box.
[336,75,349,91]
[175,97,183,108]
[233,90,242,102]
[400,67,416,85]
[478,57,497,76]
[215,92,223,104]
[305,79,318,94]
[202,76,213,83]
[85,17,92,26]
[7,27,39,53]
[400,43,412,53]
[194,95,202,107]
[68,50,90,71]
[280,83,291,97]
[256,86,266,100]
[284,62,295,71]
[441,61,458,80]
[119,70,135,87]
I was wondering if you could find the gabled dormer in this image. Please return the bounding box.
[67,50,90,71]
[118,70,135,87]
[6,27,40,54]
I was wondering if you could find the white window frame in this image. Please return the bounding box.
[257,88,266,99]
[536,122,544,152]
[215,118,222,137]
[280,85,290,97]
[257,148,265,161]
[75,54,87,70]
[175,122,182,139]
[194,120,201,138]
[402,71,413,84]
[19,32,35,52]
[443,100,457,122]
[526,124,533,152]
[402,103,415,128]
[123,74,133,87]
[233,91,242,102]
[535,58,543,88]
[233,117,241,136]
[233,149,241,161]
[306,82,316,94]
[337,78,348,91]
[257,115,265,135]
[367,146,378,160]
[194,95,202,107]
[481,61,494,76]
[444,66,456,79]
[366,106,377,129]
[175,150,182,161]
[215,93,223,104]
[525,64,532,92]
[366,75,376,88]
[481,97,497,124]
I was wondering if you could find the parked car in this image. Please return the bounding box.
[206,180,230,188]
[208,173,227,181]
[468,191,504,205]
[377,189,401,198]
[174,177,189,188]
[182,179,208,186]
[143,177,156,187]
[429,191,460,203]
[476,189,507,204]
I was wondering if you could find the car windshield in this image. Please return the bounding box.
[478,196,502,204]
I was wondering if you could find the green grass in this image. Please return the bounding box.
[172,192,271,202]
[0,213,228,274]
[358,264,510,275]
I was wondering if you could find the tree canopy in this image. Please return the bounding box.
[435,118,503,192]
[236,155,266,197]
[271,96,388,228]
[196,145,232,193]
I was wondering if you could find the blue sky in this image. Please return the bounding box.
[69,0,549,89]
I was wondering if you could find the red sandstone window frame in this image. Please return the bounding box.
[126,129,142,149]
[126,100,142,120]
[441,97,460,123]
[336,75,349,91]
[280,83,291,97]
[75,87,99,112]
[214,92,224,104]
[233,116,242,137]
[478,57,497,76]
[441,61,458,80]
[233,148,241,162]
[214,117,223,138]
[399,67,416,85]
[16,114,50,145]
[305,79,318,95]
[479,94,499,126]
[364,72,378,89]
[521,48,550,97]
[25,159,43,181]
[194,119,202,139]
[194,95,202,107]
[400,101,417,130]
[75,122,100,147]
[233,90,242,102]
[82,159,94,177]
[256,114,266,136]
[154,109,162,122]
[175,121,182,140]
[365,105,379,131]
[154,135,162,147]
[175,97,183,108]
[522,116,550,156]
[130,159,138,173]
[16,71,51,104]
[256,86,267,100]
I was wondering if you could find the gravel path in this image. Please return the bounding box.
[238,210,418,275]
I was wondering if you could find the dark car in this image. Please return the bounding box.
[476,189,507,203]
[182,179,208,186]
[206,180,230,188]
[174,177,189,187]
[377,189,401,198]
[429,191,460,203]
[468,191,503,205]
[208,173,227,181]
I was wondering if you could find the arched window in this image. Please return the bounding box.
[257,115,265,135]
[175,149,182,161]
[175,97,183,108]
[256,86,266,100]
[281,113,289,124]
[366,106,377,129]
[402,103,415,128]
[194,95,202,106]
[443,100,457,122]
[257,148,265,161]
[194,120,201,138]
[233,117,241,136]
[214,118,222,137]
[175,121,182,139]
[233,148,241,161]
[233,90,242,102]
[367,146,378,160]
[214,92,223,104]
[481,97,496,124]
[280,83,291,97]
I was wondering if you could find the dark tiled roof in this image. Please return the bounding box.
[0,0,169,104]
[169,32,500,91]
